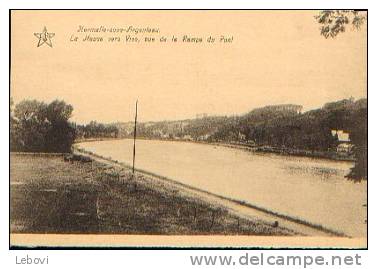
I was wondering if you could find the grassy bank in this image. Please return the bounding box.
[10,152,296,235]
[75,146,350,237]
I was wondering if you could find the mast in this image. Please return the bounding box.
[132,100,138,175]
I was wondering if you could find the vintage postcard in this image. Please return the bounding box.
[10,10,367,248]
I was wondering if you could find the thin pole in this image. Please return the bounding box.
[132,100,138,175]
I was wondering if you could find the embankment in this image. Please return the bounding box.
[73,146,349,237]
[10,152,295,236]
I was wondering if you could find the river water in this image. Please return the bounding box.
[78,139,367,237]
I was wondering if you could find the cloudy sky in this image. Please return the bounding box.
[11,10,367,123]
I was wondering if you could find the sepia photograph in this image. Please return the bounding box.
[9,10,367,249]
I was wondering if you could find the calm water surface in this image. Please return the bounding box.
[78,139,367,237]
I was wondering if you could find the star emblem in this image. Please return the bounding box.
[34,27,55,47]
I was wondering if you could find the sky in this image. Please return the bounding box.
[11,11,367,124]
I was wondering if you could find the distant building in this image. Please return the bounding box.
[238,132,246,141]
[331,130,350,142]
[183,135,193,141]
[331,130,352,153]
[161,133,170,139]
[197,134,211,141]
[253,104,303,115]
[196,113,208,119]
[276,104,303,114]
[337,143,353,153]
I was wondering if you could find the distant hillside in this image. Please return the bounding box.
[113,99,366,150]
[79,98,367,180]
[231,98,366,151]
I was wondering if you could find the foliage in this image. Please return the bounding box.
[10,99,75,153]
[345,99,367,181]
[314,11,367,179]
[122,100,367,180]
[213,99,367,180]
[75,121,119,139]
[315,10,366,38]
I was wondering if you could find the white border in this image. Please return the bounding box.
[1,1,375,269]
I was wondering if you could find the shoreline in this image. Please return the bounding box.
[75,137,355,163]
[11,152,296,237]
[72,146,349,237]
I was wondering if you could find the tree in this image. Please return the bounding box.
[12,100,49,152]
[46,100,73,124]
[346,101,367,181]
[44,100,75,152]
[315,10,366,38]
[315,11,367,180]
[10,99,76,152]
[10,97,19,151]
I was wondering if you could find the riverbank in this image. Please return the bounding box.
[75,138,369,238]
[10,152,295,236]
[75,137,354,162]
[75,145,355,238]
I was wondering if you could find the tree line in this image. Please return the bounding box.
[124,99,367,180]
[75,121,118,139]
[212,100,366,151]
[10,98,367,180]
[10,99,75,153]
[10,99,120,152]
[210,99,367,180]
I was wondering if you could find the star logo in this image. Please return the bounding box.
[34,27,55,48]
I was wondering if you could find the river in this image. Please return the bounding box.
[77,139,367,237]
